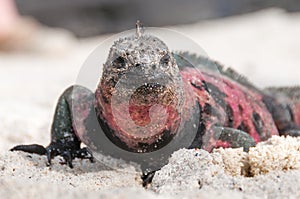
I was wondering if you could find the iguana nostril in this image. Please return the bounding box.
[135,63,141,67]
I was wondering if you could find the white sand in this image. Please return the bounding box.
[1,8,300,198]
[151,136,300,198]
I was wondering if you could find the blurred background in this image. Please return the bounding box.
[14,0,300,37]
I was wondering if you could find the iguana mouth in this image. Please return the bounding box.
[129,83,177,127]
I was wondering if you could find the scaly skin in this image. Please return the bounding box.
[180,67,278,151]
[11,23,300,186]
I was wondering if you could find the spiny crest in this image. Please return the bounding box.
[135,20,144,38]
[176,51,260,93]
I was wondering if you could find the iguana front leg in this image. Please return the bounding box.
[11,86,94,168]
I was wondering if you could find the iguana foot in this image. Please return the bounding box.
[10,142,94,168]
[45,142,94,168]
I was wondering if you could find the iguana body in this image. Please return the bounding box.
[11,23,300,185]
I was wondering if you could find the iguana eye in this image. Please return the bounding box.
[160,54,170,68]
[113,56,127,70]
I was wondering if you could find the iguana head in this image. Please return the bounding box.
[96,22,184,153]
[101,21,181,95]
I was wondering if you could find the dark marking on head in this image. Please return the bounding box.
[160,53,171,66]
[113,56,127,70]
